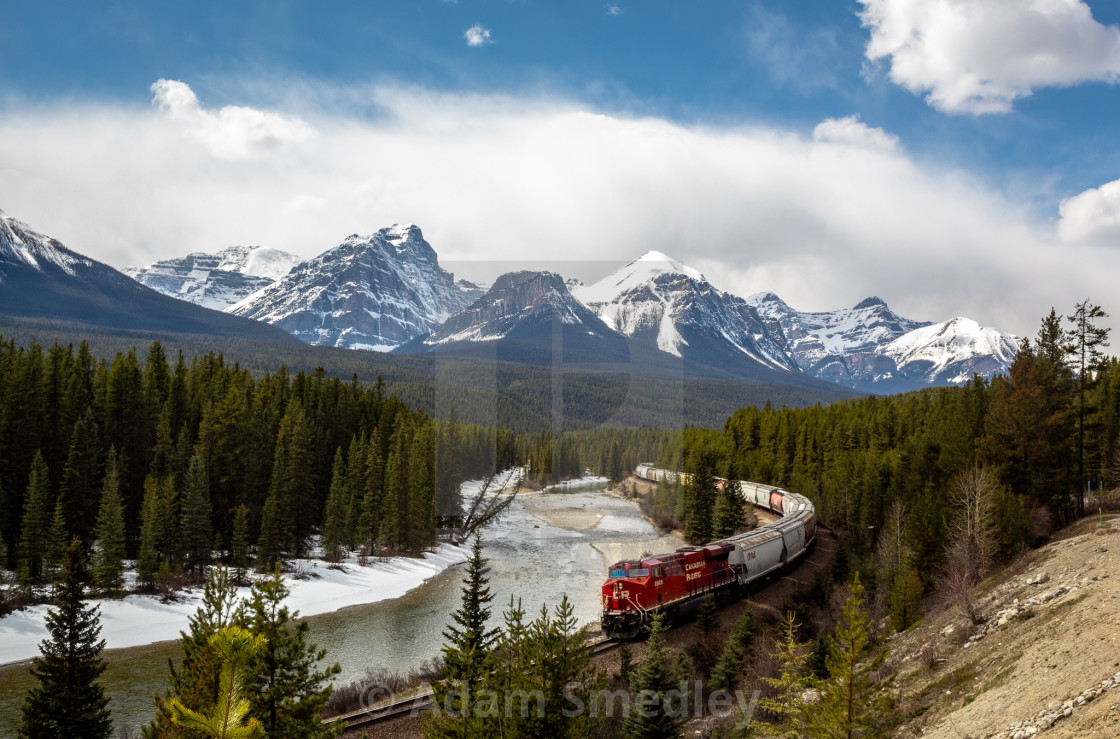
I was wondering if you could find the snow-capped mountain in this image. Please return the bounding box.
[574,252,799,378]
[881,317,1019,387]
[0,208,298,343]
[228,225,481,350]
[126,245,302,310]
[746,293,930,389]
[745,293,1019,391]
[397,270,629,365]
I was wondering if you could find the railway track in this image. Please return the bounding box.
[331,638,622,731]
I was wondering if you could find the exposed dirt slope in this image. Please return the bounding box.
[890,515,1120,739]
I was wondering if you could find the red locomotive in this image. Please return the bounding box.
[601,465,816,637]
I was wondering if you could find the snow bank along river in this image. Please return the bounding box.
[0,479,670,736]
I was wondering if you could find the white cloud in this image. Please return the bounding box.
[0,81,1114,336]
[607,5,624,16]
[150,79,317,158]
[1058,178,1120,244]
[812,114,898,152]
[858,0,1120,114]
[464,24,493,47]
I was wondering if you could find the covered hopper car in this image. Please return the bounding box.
[601,466,816,637]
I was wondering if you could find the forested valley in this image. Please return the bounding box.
[0,336,516,611]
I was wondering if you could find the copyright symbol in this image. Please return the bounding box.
[359,683,394,710]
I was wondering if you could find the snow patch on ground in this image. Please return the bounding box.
[0,544,468,665]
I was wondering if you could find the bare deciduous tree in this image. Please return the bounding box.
[948,465,999,579]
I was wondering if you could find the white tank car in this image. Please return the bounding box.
[634,464,817,590]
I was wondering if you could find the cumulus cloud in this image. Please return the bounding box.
[0,81,1112,336]
[150,79,317,158]
[464,24,493,47]
[1058,178,1120,244]
[607,5,624,16]
[858,0,1120,114]
[812,114,898,152]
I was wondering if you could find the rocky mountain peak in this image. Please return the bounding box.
[853,296,887,310]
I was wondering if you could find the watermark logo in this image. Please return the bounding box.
[357,681,761,725]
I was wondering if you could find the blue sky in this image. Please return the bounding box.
[3,0,1120,335]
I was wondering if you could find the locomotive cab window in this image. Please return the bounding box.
[609,568,626,578]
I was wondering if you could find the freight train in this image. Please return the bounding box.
[600,464,816,637]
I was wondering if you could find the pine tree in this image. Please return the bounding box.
[46,501,70,595]
[178,454,213,576]
[408,423,436,553]
[230,504,251,585]
[322,448,348,563]
[681,448,718,544]
[709,608,758,693]
[146,567,244,739]
[524,594,601,738]
[431,534,500,734]
[17,452,52,593]
[167,627,266,739]
[887,560,923,633]
[56,407,101,543]
[18,538,112,739]
[1066,299,1110,516]
[755,612,811,737]
[805,573,893,739]
[93,449,127,596]
[243,570,342,738]
[711,479,747,539]
[256,491,285,571]
[137,479,162,591]
[694,593,719,637]
[623,612,684,739]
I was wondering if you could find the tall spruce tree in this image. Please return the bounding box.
[711,479,747,539]
[623,612,683,739]
[178,454,213,576]
[136,479,162,591]
[322,448,348,563]
[755,612,811,736]
[45,501,70,595]
[681,448,718,544]
[1066,299,1110,515]
[431,534,500,733]
[19,538,112,739]
[92,450,126,596]
[805,573,893,739]
[17,452,52,593]
[230,504,251,585]
[243,570,342,738]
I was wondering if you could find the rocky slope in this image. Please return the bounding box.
[397,270,629,365]
[125,245,302,310]
[228,225,481,350]
[889,514,1120,738]
[0,208,299,343]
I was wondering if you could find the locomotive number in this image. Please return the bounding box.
[653,580,664,588]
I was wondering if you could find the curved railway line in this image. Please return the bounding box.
[334,465,829,736]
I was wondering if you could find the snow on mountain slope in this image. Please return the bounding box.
[746,293,1017,390]
[882,317,1019,385]
[228,225,477,350]
[575,252,797,372]
[398,270,629,365]
[0,208,299,343]
[0,208,93,280]
[125,245,302,310]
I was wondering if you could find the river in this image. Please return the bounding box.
[0,482,677,736]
